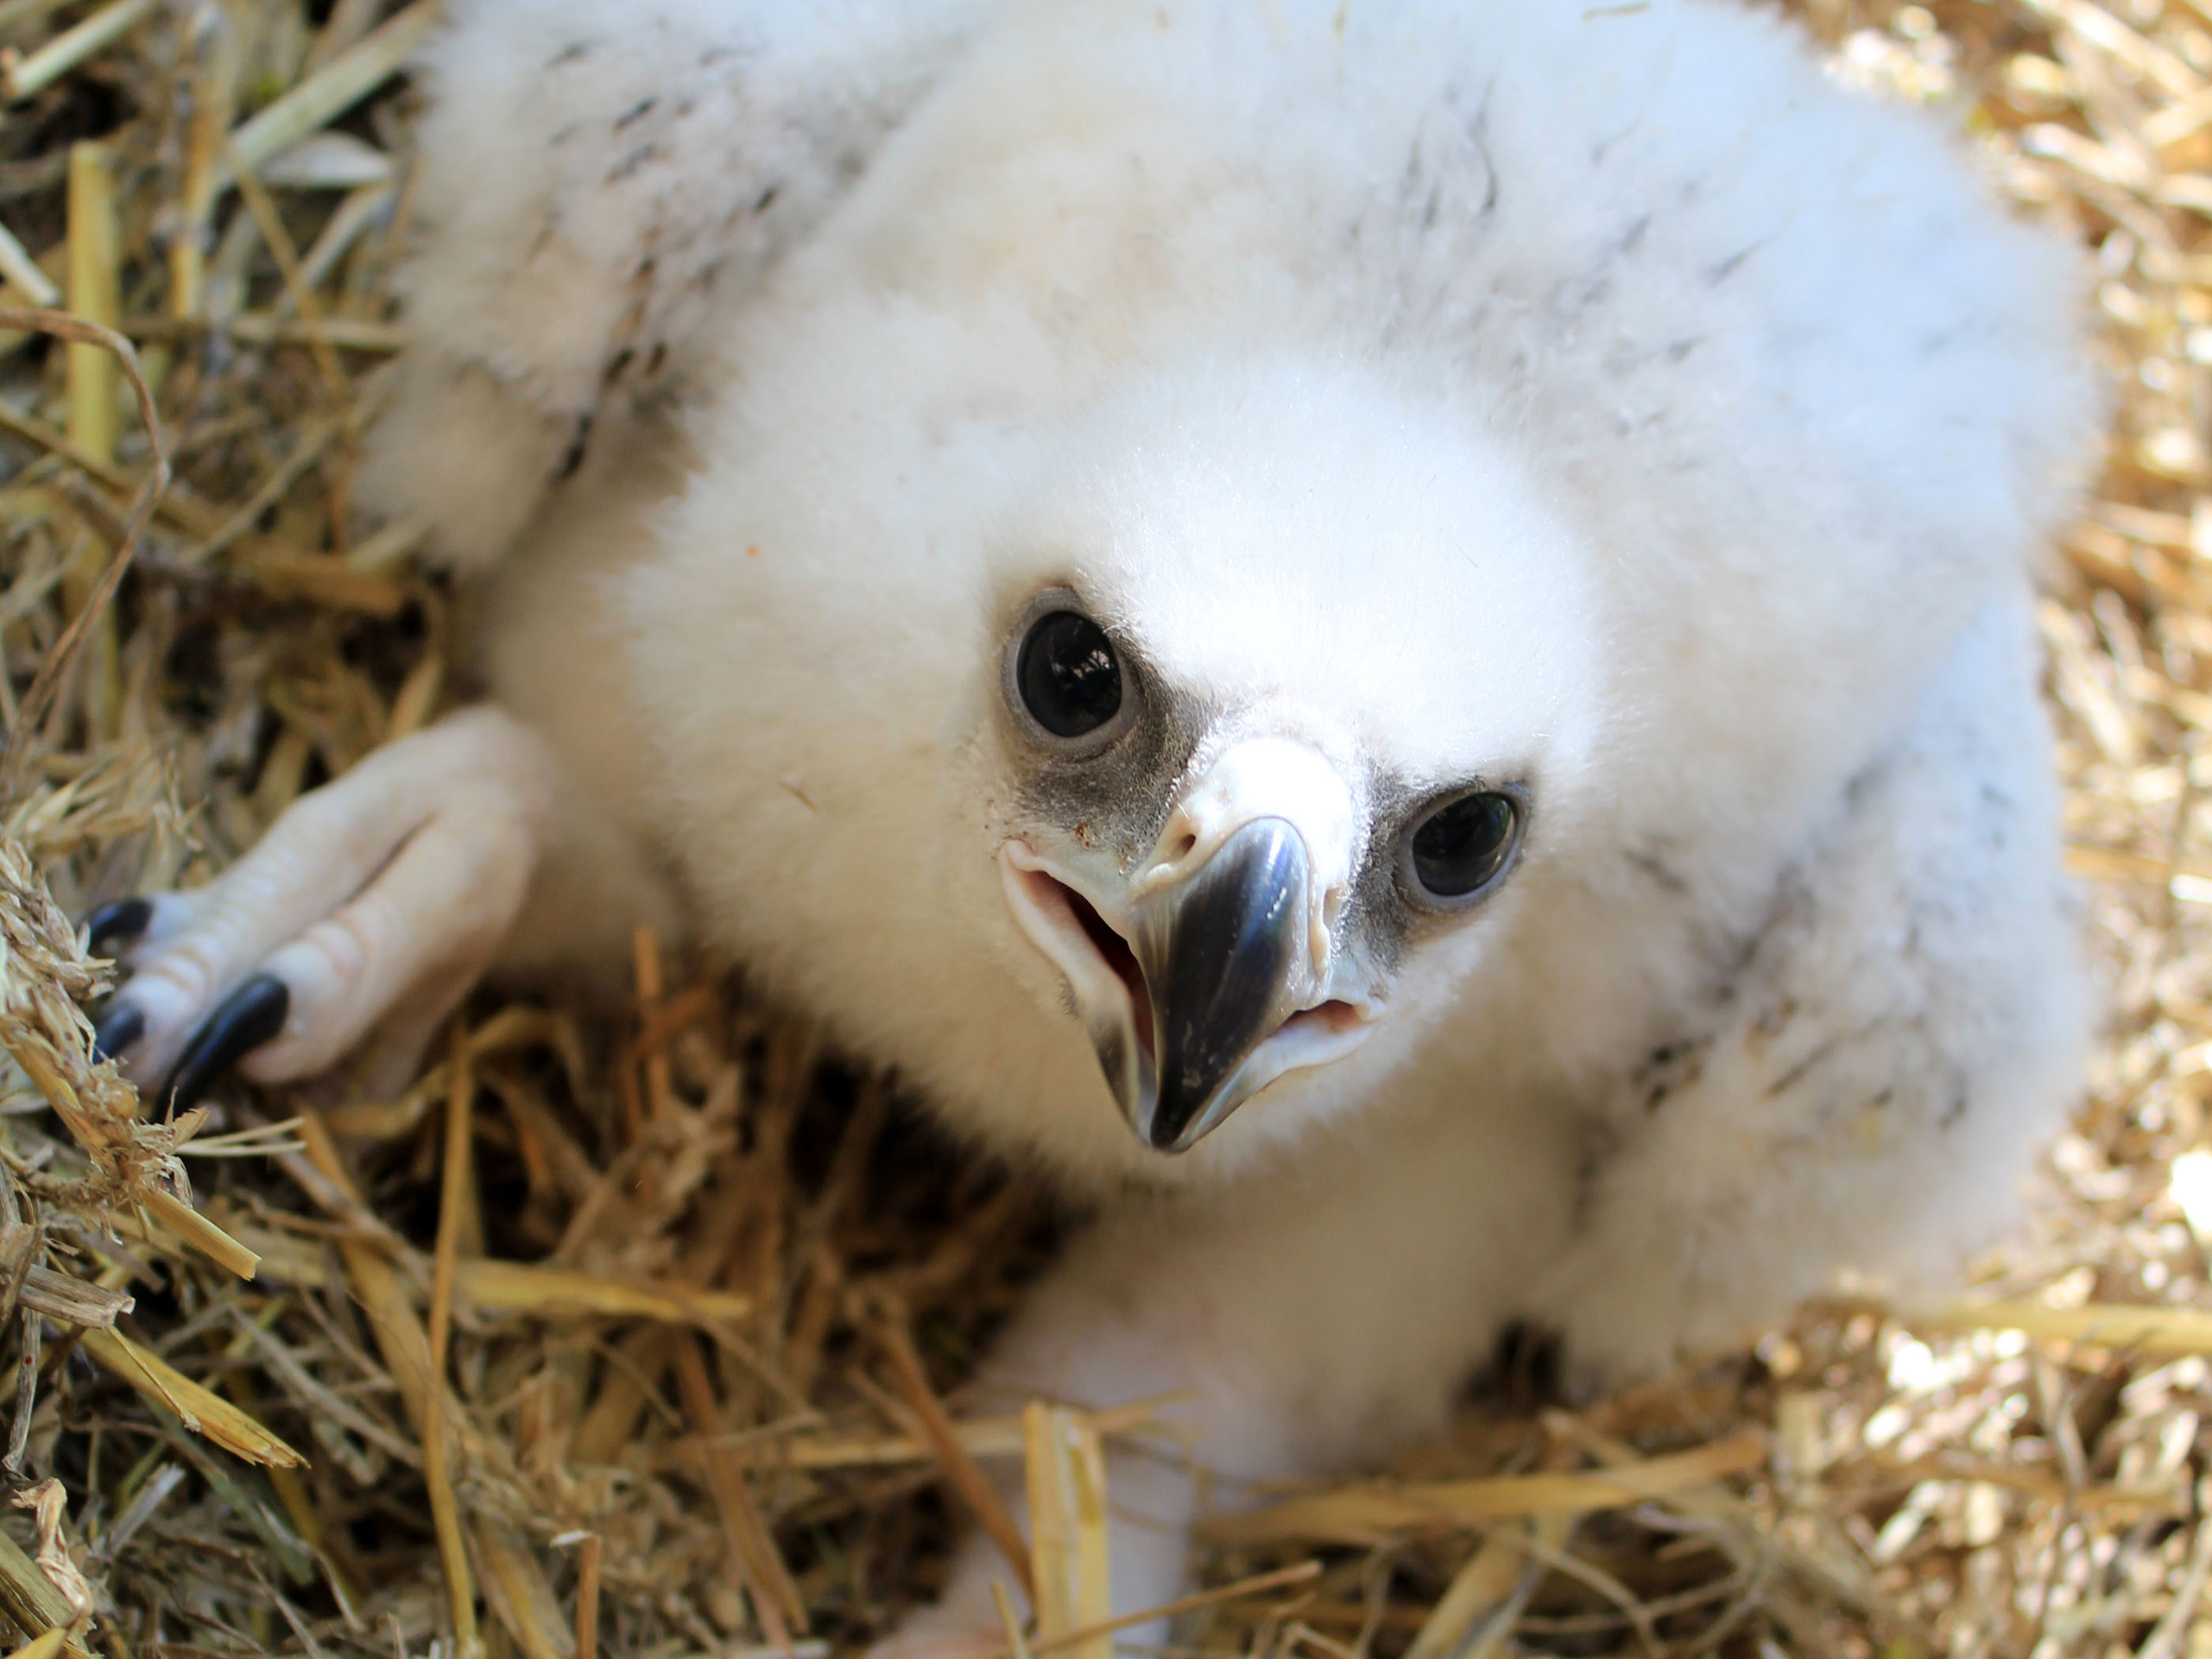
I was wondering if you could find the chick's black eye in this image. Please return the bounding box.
[1017,610,1125,739]
[1406,791,1520,902]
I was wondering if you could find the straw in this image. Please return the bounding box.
[1021,1402,1108,1659]
[878,1311,1034,1601]
[424,1025,480,1659]
[0,4,2203,1657]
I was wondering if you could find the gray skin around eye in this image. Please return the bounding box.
[1010,653,1205,869]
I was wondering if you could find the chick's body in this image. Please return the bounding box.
[99,0,2097,1637]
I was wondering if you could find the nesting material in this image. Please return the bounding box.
[0,1,2206,1655]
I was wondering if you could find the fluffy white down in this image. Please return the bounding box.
[358,0,988,564]
[361,0,2097,1632]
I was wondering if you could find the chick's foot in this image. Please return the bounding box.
[88,708,555,1109]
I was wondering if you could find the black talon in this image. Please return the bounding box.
[85,897,152,957]
[91,1003,145,1064]
[160,974,290,1113]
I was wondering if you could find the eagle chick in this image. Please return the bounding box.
[90,0,2097,1640]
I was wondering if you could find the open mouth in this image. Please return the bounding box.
[1042,870,1367,1050]
[1000,845,1375,1146]
[1004,862,1155,1066]
[1059,879,1154,1065]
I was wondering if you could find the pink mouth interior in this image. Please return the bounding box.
[1053,878,1156,1066]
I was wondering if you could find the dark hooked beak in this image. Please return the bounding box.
[1126,817,1311,1150]
[999,744,1378,1154]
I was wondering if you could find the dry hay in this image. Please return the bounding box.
[0,2,2201,1657]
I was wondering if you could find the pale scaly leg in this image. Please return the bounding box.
[89,708,555,1109]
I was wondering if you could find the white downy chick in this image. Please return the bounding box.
[88,0,2100,1641]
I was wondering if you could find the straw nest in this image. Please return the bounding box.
[0,1,2203,1656]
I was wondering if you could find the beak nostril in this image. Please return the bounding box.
[1169,831,1197,860]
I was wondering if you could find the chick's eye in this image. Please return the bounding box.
[1405,791,1520,903]
[1017,610,1126,739]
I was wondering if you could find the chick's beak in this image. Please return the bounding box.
[1001,739,1375,1153]
[1130,816,1317,1149]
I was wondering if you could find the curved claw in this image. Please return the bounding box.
[85,897,152,958]
[159,974,291,1113]
[91,1003,145,1064]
